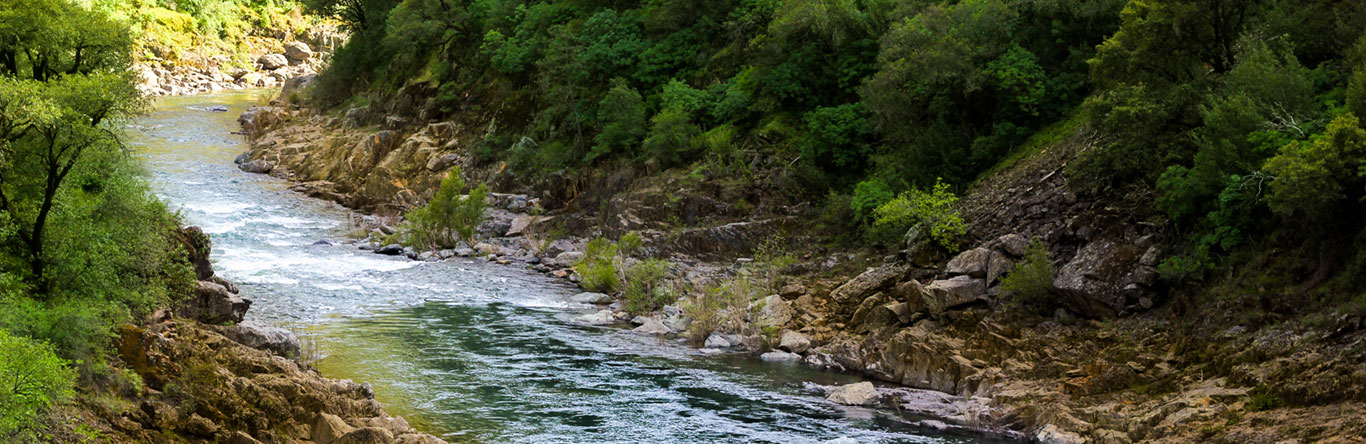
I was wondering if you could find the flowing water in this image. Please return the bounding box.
[127,92,1000,444]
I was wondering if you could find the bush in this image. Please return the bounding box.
[0,329,74,441]
[682,275,760,345]
[871,178,966,251]
[576,238,621,294]
[1000,239,1056,310]
[1262,113,1366,222]
[623,259,672,315]
[402,167,489,249]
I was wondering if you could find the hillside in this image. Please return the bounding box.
[228,0,1366,442]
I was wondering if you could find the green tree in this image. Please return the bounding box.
[403,167,490,249]
[0,328,73,441]
[1262,114,1366,221]
[589,78,646,163]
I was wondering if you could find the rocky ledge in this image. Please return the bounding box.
[73,227,449,444]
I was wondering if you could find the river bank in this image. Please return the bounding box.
[231,83,1366,444]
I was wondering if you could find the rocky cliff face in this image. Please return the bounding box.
[65,228,451,444]
[134,25,341,97]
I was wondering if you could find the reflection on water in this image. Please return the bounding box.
[128,92,1001,444]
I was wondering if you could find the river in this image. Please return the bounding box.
[126,91,1000,444]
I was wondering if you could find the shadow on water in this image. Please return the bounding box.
[130,91,1007,444]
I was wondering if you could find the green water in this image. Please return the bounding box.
[128,91,1003,444]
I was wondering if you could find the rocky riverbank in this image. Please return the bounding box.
[64,227,450,444]
[232,84,1366,444]
[132,24,340,97]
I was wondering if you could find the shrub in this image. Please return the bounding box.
[623,259,672,315]
[871,178,966,251]
[402,167,489,249]
[850,178,893,227]
[682,275,760,345]
[576,238,621,294]
[1246,385,1285,412]
[0,329,74,441]
[1262,113,1366,222]
[1000,239,1056,310]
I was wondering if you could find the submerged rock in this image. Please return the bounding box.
[574,310,615,325]
[760,351,801,362]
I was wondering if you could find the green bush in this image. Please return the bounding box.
[682,275,759,345]
[1262,113,1366,221]
[1000,239,1056,310]
[576,238,621,294]
[402,167,489,249]
[871,179,966,251]
[0,329,74,441]
[623,259,672,315]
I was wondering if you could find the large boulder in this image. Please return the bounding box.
[779,330,812,353]
[574,310,615,325]
[284,41,314,63]
[335,427,395,444]
[826,382,880,406]
[215,321,301,357]
[753,295,794,327]
[239,160,275,174]
[945,248,993,277]
[632,318,673,335]
[1053,240,1141,318]
[179,280,251,324]
[570,292,611,305]
[314,413,355,444]
[922,276,986,316]
[829,263,909,313]
[257,53,289,70]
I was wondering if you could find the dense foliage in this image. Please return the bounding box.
[0,329,74,441]
[0,0,196,432]
[305,0,1125,236]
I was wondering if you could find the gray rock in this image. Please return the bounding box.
[704,334,731,348]
[234,152,250,164]
[548,251,585,268]
[239,160,274,174]
[454,248,474,257]
[826,381,880,406]
[1053,240,1129,318]
[334,427,393,444]
[778,331,812,353]
[207,105,229,112]
[828,264,909,312]
[632,318,673,335]
[760,351,801,362]
[570,292,612,305]
[217,321,301,357]
[375,244,404,255]
[997,233,1030,257]
[574,310,615,326]
[257,53,288,70]
[753,295,794,327]
[945,248,993,277]
[922,276,986,315]
[283,41,313,63]
[178,280,251,324]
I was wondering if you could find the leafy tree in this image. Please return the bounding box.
[403,167,490,249]
[1262,113,1366,221]
[0,328,73,441]
[589,78,646,163]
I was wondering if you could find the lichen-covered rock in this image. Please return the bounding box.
[945,248,993,277]
[754,294,794,328]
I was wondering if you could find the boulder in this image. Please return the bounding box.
[1034,424,1086,444]
[574,310,615,325]
[284,41,314,63]
[704,334,731,348]
[257,53,289,70]
[779,283,807,299]
[183,413,218,437]
[395,435,450,444]
[570,292,611,305]
[547,251,584,268]
[506,215,534,237]
[779,331,812,353]
[632,318,672,335]
[997,233,1030,257]
[986,253,1015,285]
[228,431,264,444]
[335,427,395,444]
[922,276,986,316]
[753,295,794,327]
[375,244,404,255]
[826,381,880,406]
[216,321,301,357]
[945,248,993,277]
[239,160,274,174]
[829,264,909,312]
[210,275,240,294]
[1053,240,1132,318]
[178,280,251,324]
[314,413,355,444]
[760,351,801,362]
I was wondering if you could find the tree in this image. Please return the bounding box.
[1262,114,1366,221]
[0,328,72,441]
[589,78,646,163]
[403,167,489,249]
